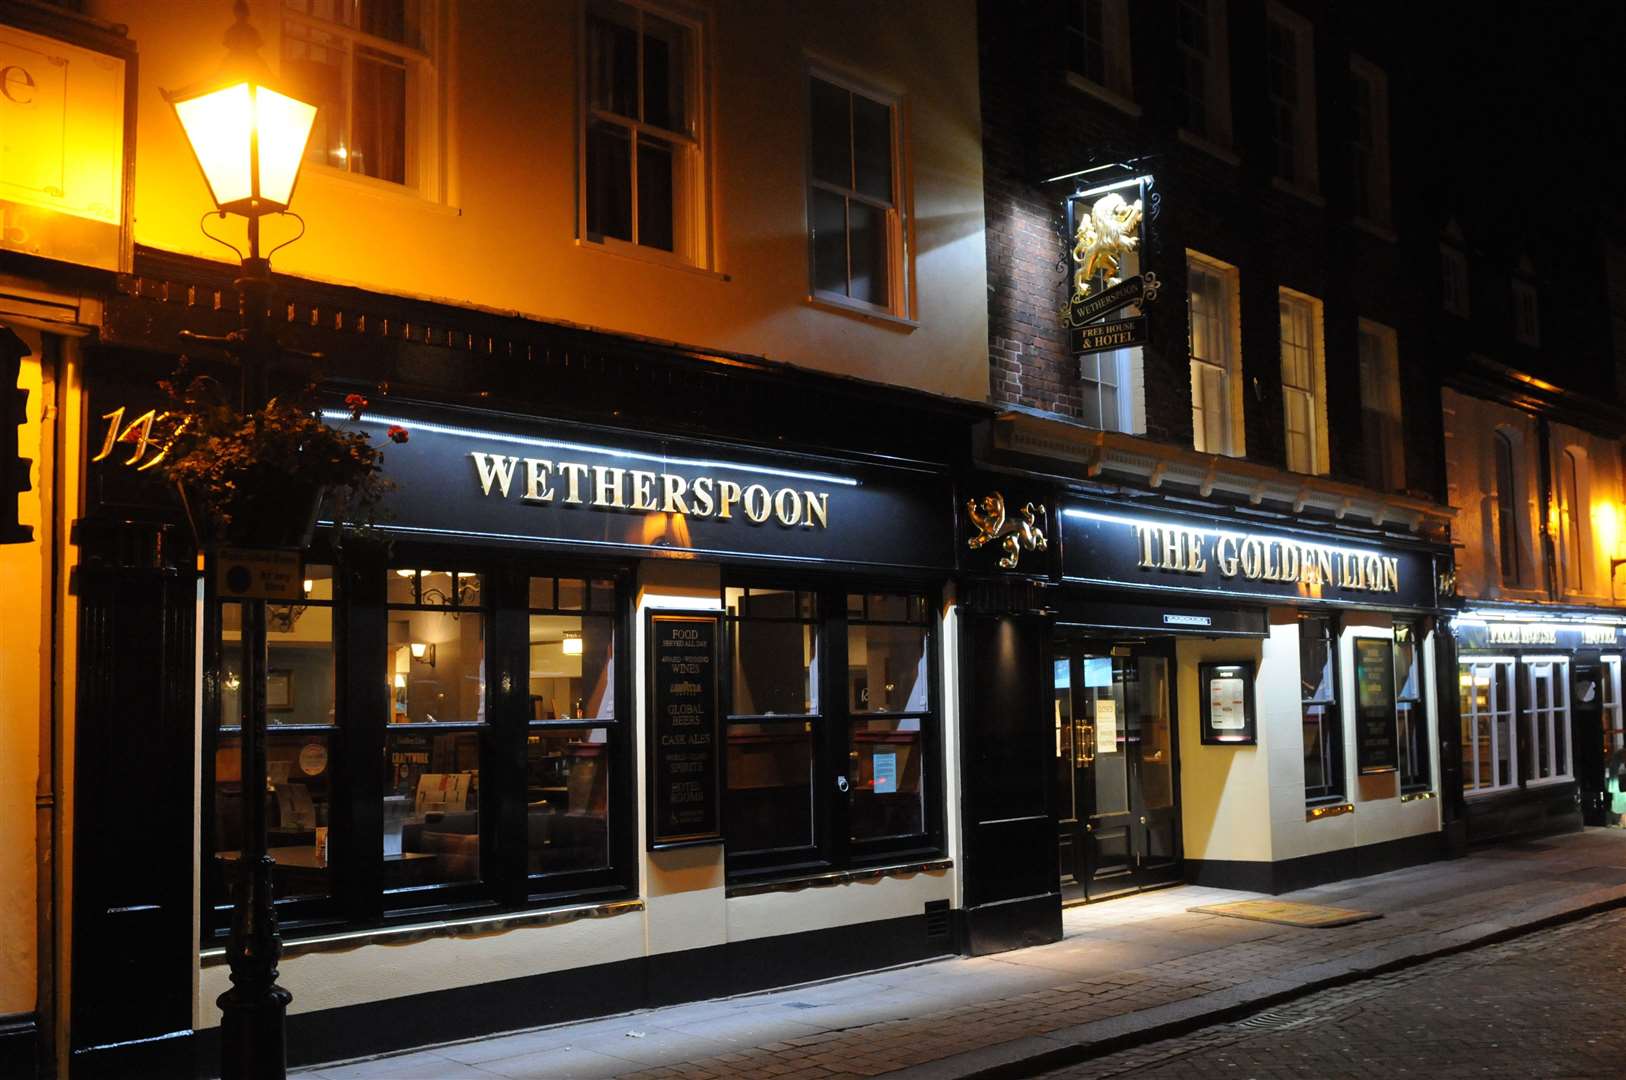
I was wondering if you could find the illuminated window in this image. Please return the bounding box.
[282,0,440,192]
[1066,0,1135,106]
[1513,278,1541,346]
[808,73,910,317]
[1440,245,1470,317]
[1278,289,1326,475]
[1523,657,1572,783]
[1492,432,1522,586]
[1559,449,1586,593]
[1175,0,1231,146]
[1460,658,1516,793]
[1393,622,1429,793]
[1603,655,1623,758]
[1265,3,1317,192]
[1349,57,1390,226]
[583,0,707,262]
[1300,614,1344,804]
[1357,319,1403,491]
[1188,252,1242,456]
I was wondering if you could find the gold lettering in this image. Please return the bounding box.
[803,491,828,529]
[1185,530,1208,573]
[92,406,169,469]
[471,452,519,497]
[690,477,716,517]
[1161,528,1181,571]
[661,474,690,514]
[1240,539,1262,579]
[1339,553,1359,588]
[773,487,802,527]
[1135,525,1157,568]
[629,469,658,511]
[523,458,555,502]
[1280,543,1299,584]
[742,484,772,524]
[593,466,626,508]
[716,480,742,520]
[1383,556,1399,593]
[558,462,589,504]
[1261,541,1280,581]
[1,65,36,105]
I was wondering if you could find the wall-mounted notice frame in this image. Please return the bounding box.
[1352,637,1399,775]
[1199,661,1256,745]
[646,610,723,849]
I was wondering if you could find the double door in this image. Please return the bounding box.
[1053,638,1180,900]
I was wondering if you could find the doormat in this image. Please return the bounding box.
[1188,899,1381,928]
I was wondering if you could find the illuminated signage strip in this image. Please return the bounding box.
[1452,617,1626,650]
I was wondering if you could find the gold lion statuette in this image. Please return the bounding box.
[967,493,1049,570]
[1072,192,1143,300]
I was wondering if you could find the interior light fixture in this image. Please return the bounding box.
[409,642,436,666]
[562,631,583,656]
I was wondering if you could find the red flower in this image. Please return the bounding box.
[344,393,368,420]
[387,425,409,444]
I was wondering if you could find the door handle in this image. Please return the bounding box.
[1140,816,1147,825]
[836,775,850,793]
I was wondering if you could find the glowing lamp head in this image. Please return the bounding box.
[409,642,428,660]
[562,631,584,657]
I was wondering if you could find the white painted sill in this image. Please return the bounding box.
[1269,175,1327,208]
[1176,128,1240,166]
[806,292,919,331]
[575,236,732,282]
[1063,71,1142,117]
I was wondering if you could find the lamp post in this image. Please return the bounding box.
[166,5,317,1078]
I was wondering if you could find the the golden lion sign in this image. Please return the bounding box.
[967,492,1048,570]
[1072,192,1143,299]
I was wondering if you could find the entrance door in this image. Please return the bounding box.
[1052,639,1181,900]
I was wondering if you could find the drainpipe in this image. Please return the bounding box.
[1536,416,1559,602]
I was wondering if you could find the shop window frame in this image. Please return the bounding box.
[1460,656,1518,795]
[1393,620,1430,794]
[1299,612,1344,805]
[720,575,944,883]
[1521,655,1572,785]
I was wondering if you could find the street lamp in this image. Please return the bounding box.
[167,5,317,1079]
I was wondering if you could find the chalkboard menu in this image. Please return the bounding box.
[648,612,723,848]
[1353,638,1399,775]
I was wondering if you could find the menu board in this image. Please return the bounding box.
[1353,638,1399,774]
[647,612,723,848]
[1199,661,1256,745]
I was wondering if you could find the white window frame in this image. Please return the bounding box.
[1603,654,1623,755]
[1065,0,1138,114]
[1460,657,1518,795]
[1349,55,1390,227]
[1187,251,1244,456]
[1265,3,1318,194]
[1356,318,1404,491]
[578,0,711,269]
[1441,245,1469,317]
[280,0,445,199]
[1523,656,1572,784]
[1174,0,1232,149]
[1078,348,1142,435]
[805,67,912,320]
[1513,278,1541,346]
[1558,447,1587,595]
[1278,287,1328,475]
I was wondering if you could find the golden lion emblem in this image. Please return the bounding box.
[1072,192,1143,299]
[967,492,1048,570]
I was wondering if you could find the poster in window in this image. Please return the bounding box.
[1199,661,1257,745]
[1353,638,1399,774]
[647,611,723,849]
[1095,697,1118,754]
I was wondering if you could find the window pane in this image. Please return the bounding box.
[1300,618,1335,702]
[388,611,486,723]
[1303,707,1327,792]
[527,728,610,875]
[637,136,676,252]
[587,120,633,242]
[557,578,586,611]
[528,577,554,609]
[591,578,616,612]
[267,600,336,726]
[642,13,687,132]
[865,593,912,622]
[387,568,416,604]
[851,93,893,202]
[386,730,479,886]
[283,22,347,170]
[725,721,813,852]
[587,4,638,119]
[529,615,615,720]
[848,624,927,713]
[357,0,413,46]
[352,45,407,183]
[850,718,923,841]
[848,200,890,306]
[212,732,334,900]
[812,188,848,296]
[810,78,851,189]
[731,619,817,715]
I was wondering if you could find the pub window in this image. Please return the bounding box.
[583,0,707,261]
[1349,57,1391,226]
[1460,658,1517,794]
[1393,621,1429,792]
[1356,319,1404,492]
[808,73,910,317]
[205,567,339,930]
[1603,655,1623,757]
[1188,252,1243,456]
[724,583,939,877]
[1265,3,1318,193]
[282,0,441,192]
[385,567,486,893]
[1175,0,1231,147]
[1492,431,1522,586]
[1513,277,1541,346]
[1559,448,1586,594]
[1279,289,1327,475]
[1523,657,1572,783]
[1066,0,1135,109]
[1441,245,1469,317]
[1299,614,1344,803]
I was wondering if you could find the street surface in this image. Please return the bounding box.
[1049,906,1626,1080]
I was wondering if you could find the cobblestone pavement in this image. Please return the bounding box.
[1050,907,1626,1080]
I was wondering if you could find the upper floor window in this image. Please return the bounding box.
[283,0,440,191]
[1513,278,1541,346]
[1066,0,1135,108]
[1349,57,1390,226]
[809,73,909,317]
[1174,0,1230,146]
[1441,245,1470,317]
[1265,4,1317,193]
[1492,431,1521,586]
[583,0,706,262]
[1558,448,1586,594]
[1278,289,1327,475]
[1356,319,1404,491]
[1188,252,1242,456]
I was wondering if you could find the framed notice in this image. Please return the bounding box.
[646,611,723,849]
[1352,637,1399,774]
[1199,661,1256,745]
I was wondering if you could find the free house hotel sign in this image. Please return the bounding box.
[1062,506,1437,611]
[327,406,956,570]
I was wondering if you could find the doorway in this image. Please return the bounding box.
[1053,637,1181,901]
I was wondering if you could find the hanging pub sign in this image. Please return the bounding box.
[647,611,723,849]
[1352,638,1399,775]
[1061,166,1160,357]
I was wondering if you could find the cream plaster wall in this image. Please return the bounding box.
[90,0,991,403]
[1174,635,1271,863]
